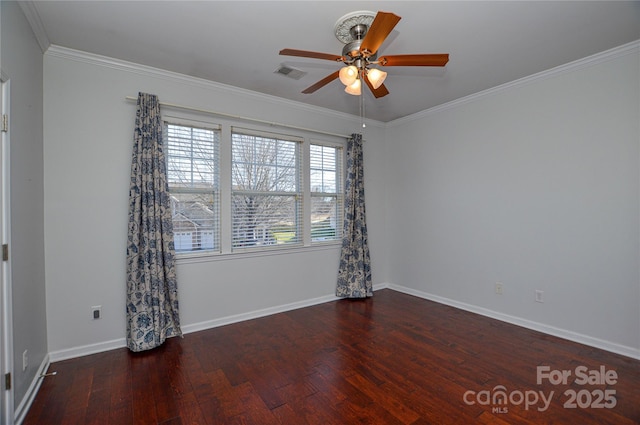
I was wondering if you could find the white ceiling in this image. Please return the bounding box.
[24,1,640,122]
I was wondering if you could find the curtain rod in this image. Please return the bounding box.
[125,96,351,139]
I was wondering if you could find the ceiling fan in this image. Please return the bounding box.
[279,10,449,98]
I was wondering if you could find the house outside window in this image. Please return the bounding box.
[165,122,220,253]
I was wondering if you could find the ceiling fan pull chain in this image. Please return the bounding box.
[360,86,366,128]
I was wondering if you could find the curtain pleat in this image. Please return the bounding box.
[126,92,182,352]
[336,133,372,298]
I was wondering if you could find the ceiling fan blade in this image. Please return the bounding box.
[301,70,340,94]
[378,54,450,67]
[359,11,401,56]
[363,74,389,98]
[279,48,344,62]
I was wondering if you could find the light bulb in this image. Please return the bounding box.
[339,66,358,86]
[367,68,387,89]
[344,78,361,95]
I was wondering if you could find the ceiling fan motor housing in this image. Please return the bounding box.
[342,40,377,63]
[349,23,368,40]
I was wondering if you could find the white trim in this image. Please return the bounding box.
[17,1,50,53]
[182,293,342,335]
[388,39,640,127]
[176,239,341,265]
[48,338,127,363]
[135,97,350,139]
[47,282,637,367]
[0,75,14,425]
[182,284,389,335]
[13,354,49,425]
[45,45,370,127]
[47,283,389,362]
[182,283,388,334]
[388,283,640,361]
[38,33,639,131]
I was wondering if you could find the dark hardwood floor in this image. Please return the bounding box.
[24,289,639,424]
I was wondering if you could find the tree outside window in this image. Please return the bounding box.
[231,132,301,248]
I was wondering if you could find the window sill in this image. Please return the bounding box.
[175,241,342,265]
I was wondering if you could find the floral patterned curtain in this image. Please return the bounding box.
[336,133,372,298]
[126,92,182,352]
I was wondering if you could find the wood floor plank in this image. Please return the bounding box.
[270,402,310,425]
[344,371,421,424]
[23,289,640,424]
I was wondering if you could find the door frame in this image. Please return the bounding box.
[1,72,15,425]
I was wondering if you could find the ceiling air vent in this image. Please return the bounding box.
[274,65,307,80]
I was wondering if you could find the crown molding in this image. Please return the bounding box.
[44,45,382,130]
[388,40,640,128]
[18,1,50,53]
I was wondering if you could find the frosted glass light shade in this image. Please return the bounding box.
[345,78,361,95]
[339,66,358,86]
[367,68,387,89]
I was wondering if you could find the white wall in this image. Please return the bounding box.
[41,35,638,361]
[386,44,640,356]
[43,47,388,358]
[1,0,48,414]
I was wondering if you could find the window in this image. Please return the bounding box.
[231,129,302,249]
[165,122,220,253]
[164,119,343,256]
[310,144,342,242]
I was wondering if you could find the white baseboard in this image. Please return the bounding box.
[47,282,638,363]
[182,283,388,334]
[388,283,640,361]
[48,337,127,363]
[182,292,344,335]
[14,354,50,425]
[47,283,390,362]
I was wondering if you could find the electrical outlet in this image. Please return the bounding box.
[92,305,102,320]
[495,282,503,295]
[22,350,28,371]
[535,290,544,303]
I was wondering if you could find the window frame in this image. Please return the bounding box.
[162,116,345,260]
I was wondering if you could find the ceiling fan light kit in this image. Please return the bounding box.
[280,10,449,100]
[366,68,387,90]
[345,78,362,96]
[339,65,359,86]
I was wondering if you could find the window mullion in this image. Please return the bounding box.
[302,140,311,246]
[219,124,233,254]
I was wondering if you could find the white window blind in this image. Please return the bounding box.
[310,143,343,242]
[231,129,302,250]
[165,122,220,253]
